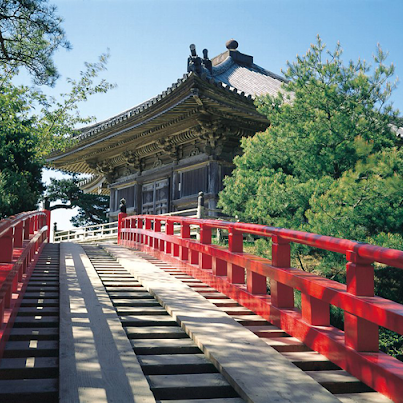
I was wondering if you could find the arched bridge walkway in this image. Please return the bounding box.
[0,211,401,402]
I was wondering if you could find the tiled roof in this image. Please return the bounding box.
[211,57,285,98]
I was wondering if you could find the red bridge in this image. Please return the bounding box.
[0,210,402,402]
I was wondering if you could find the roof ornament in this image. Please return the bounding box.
[226,39,239,51]
[187,44,202,75]
[202,49,212,74]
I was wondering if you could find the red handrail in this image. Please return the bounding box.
[0,210,50,358]
[118,213,403,402]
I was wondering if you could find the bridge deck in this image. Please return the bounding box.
[0,242,395,402]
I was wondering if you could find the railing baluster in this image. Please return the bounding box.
[344,250,378,352]
[199,224,212,269]
[228,227,244,283]
[270,235,294,308]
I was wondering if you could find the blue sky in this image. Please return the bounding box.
[40,0,403,230]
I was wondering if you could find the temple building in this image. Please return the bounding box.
[47,40,285,219]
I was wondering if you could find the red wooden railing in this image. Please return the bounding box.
[119,213,403,402]
[0,210,50,357]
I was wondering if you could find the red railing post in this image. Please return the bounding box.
[44,210,51,242]
[145,218,152,247]
[180,222,190,261]
[154,219,161,250]
[137,217,144,245]
[270,235,294,308]
[173,221,180,257]
[23,219,30,240]
[117,213,127,245]
[228,227,244,283]
[199,223,212,269]
[14,221,24,248]
[165,220,173,254]
[29,217,34,235]
[0,227,14,263]
[344,249,378,352]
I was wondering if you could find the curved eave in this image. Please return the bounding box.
[46,71,270,175]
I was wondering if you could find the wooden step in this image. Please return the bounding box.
[138,354,217,375]
[106,287,148,293]
[282,351,340,371]
[147,373,238,400]
[125,326,187,339]
[3,340,58,358]
[131,339,200,355]
[305,370,374,394]
[0,357,58,379]
[23,292,59,299]
[0,378,58,402]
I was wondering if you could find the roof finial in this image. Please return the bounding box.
[226,39,238,51]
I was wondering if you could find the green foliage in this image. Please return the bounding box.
[46,175,109,226]
[0,0,71,86]
[219,36,403,358]
[0,81,43,217]
[0,0,115,217]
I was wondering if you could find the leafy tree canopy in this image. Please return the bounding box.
[219,36,401,246]
[45,175,109,226]
[219,36,403,358]
[0,0,115,217]
[0,0,71,86]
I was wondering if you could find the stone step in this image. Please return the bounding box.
[138,354,217,375]
[13,316,59,328]
[217,307,255,315]
[9,328,59,341]
[20,298,59,307]
[335,392,394,402]
[282,351,341,371]
[305,370,374,394]
[25,287,59,292]
[0,357,58,379]
[262,337,312,353]
[147,373,238,400]
[16,307,59,316]
[106,287,147,293]
[3,340,58,358]
[108,292,153,299]
[0,378,58,402]
[199,293,232,299]
[244,325,288,338]
[121,315,178,327]
[131,339,200,355]
[22,292,59,299]
[116,306,166,315]
[112,299,160,307]
[232,315,270,326]
[157,399,245,403]
[125,326,187,339]
[208,299,240,307]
